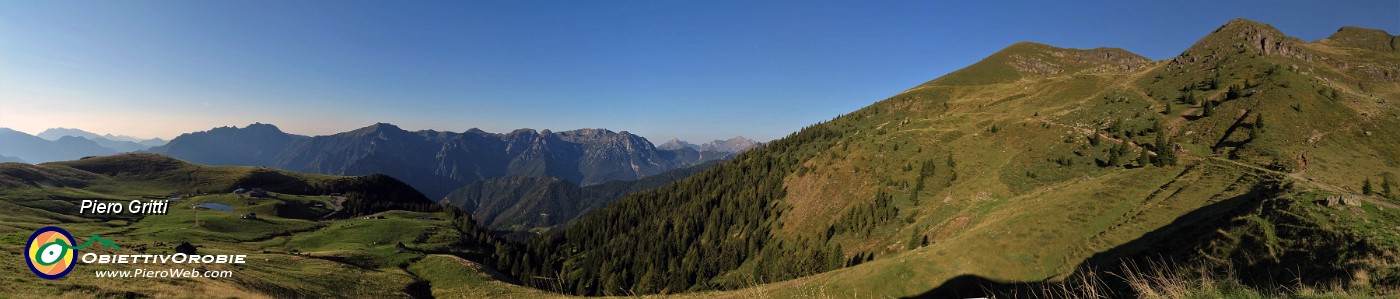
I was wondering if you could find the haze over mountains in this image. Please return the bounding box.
[146,122,758,199]
[0,128,118,163]
[0,154,24,163]
[37,128,167,153]
[658,136,762,153]
[36,127,168,147]
[0,128,168,164]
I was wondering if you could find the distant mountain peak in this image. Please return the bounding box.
[701,136,761,153]
[0,128,116,163]
[38,127,101,141]
[657,136,761,153]
[725,136,754,143]
[658,138,698,151]
[507,128,540,135]
[0,154,25,164]
[553,128,639,145]
[244,122,285,132]
[35,128,166,149]
[561,128,616,137]
[351,123,408,136]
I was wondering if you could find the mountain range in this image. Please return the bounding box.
[37,127,168,148]
[0,155,24,163]
[0,128,168,163]
[0,128,118,163]
[657,136,762,153]
[147,123,752,198]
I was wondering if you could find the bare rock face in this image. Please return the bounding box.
[1238,25,1303,57]
[1169,18,1313,70]
[1070,48,1153,73]
[1010,53,1064,76]
[1316,195,1361,207]
[1006,43,1150,76]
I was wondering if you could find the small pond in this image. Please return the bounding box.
[193,202,233,211]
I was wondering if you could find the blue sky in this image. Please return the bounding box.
[1,1,1396,142]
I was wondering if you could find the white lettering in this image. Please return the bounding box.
[79,200,125,214]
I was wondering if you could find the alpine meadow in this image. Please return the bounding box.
[0,3,1398,299]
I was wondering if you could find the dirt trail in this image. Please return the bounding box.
[1208,157,1400,210]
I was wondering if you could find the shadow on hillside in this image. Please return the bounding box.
[902,180,1274,298]
[903,274,1058,298]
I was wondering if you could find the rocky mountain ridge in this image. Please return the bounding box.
[148,123,735,198]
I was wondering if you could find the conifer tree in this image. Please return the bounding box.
[1184,90,1198,105]
[1384,175,1394,199]
[1152,130,1178,167]
[1227,84,1242,100]
[1137,148,1151,168]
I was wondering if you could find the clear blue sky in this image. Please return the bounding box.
[1,1,1396,142]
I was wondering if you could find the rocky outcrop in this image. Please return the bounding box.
[1315,195,1361,207]
[1169,18,1314,70]
[1007,43,1150,76]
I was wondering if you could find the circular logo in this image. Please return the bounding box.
[25,226,77,280]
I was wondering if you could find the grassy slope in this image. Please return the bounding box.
[692,20,1400,298]
[0,154,521,298]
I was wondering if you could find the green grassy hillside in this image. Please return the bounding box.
[487,19,1400,297]
[712,19,1400,298]
[0,154,535,298]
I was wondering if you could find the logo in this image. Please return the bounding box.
[24,226,120,280]
[26,226,77,279]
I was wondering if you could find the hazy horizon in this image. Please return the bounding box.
[2,1,1396,142]
[2,122,768,144]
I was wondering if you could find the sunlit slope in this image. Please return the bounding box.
[507,19,1398,297]
[706,19,1400,298]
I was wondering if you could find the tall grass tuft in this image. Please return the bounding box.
[979,257,1391,299]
